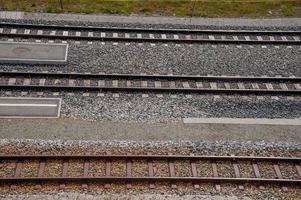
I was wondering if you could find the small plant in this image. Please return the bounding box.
[46,5,58,13]
[281,5,294,16]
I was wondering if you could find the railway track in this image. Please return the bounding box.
[0,22,300,44]
[0,71,301,95]
[0,154,300,191]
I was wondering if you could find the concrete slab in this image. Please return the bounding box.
[183,117,301,125]
[0,11,24,19]
[0,42,68,64]
[0,118,301,142]
[0,97,61,118]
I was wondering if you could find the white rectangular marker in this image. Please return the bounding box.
[0,98,61,118]
[0,41,68,64]
[0,104,57,107]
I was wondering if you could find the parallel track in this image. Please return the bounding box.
[0,22,300,44]
[1,71,301,95]
[0,154,300,190]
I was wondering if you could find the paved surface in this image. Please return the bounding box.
[0,98,61,118]
[0,11,24,19]
[0,42,68,64]
[1,11,301,27]
[0,118,300,142]
[183,117,301,125]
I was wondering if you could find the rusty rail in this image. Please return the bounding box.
[0,154,301,190]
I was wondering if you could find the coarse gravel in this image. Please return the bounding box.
[0,42,300,77]
[0,193,254,200]
[1,13,301,199]
[0,140,300,199]
[2,15,301,30]
[0,92,300,123]
[1,139,300,158]
[60,94,301,123]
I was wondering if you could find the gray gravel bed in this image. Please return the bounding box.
[0,91,300,123]
[0,42,300,77]
[60,94,301,123]
[1,18,301,31]
[1,139,300,158]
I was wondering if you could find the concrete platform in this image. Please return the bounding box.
[0,118,300,142]
[0,42,68,64]
[0,97,61,118]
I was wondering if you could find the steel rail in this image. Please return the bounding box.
[1,177,300,184]
[0,33,300,44]
[1,71,300,82]
[0,84,300,95]
[1,154,300,186]
[1,154,300,162]
[1,22,300,35]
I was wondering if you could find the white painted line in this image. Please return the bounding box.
[183,118,301,126]
[0,104,57,107]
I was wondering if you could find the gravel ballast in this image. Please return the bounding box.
[0,42,300,77]
[1,92,301,123]
[0,139,300,199]
[2,12,301,29]
[1,12,301,200]
[0,193,254,200]
[57,94,301,122]
[0,17,300,124]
